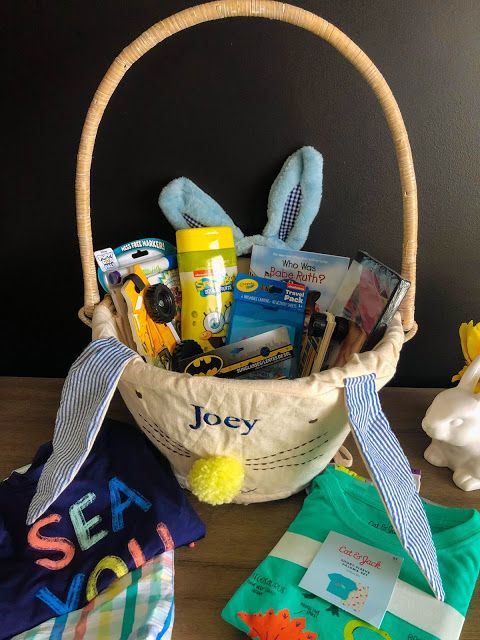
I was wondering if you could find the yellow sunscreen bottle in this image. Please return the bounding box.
[176,227,237,351]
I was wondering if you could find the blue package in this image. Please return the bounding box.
[228,274,308,377]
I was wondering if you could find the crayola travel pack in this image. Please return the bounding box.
[227,274,308,378]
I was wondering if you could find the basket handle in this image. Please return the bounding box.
[76,0,418,339]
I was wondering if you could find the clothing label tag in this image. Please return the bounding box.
[299,531,403,628]
[94,248,119,272]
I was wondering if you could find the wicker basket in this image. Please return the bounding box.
[77,1,418,504]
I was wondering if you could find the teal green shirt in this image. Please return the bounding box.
[222,467,480,639]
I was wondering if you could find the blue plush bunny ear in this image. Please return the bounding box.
[158,178,244,245]
[261,146,323,250]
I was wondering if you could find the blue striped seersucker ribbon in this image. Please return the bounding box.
[344,373,445,601]
[26,337,137,525]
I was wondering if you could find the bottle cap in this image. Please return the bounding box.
[176,226,235,253]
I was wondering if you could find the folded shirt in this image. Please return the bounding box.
[222,466,480,640]
[13,551,175,640]
[0,419,205,640]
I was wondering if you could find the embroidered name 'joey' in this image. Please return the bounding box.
[188,404,258,436]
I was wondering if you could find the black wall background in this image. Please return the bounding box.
[2,1,479,385]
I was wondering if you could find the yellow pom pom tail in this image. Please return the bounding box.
[188,456,244,505]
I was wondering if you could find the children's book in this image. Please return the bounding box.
[250,245,350,314]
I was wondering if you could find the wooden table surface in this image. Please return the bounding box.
[1,378,479,639]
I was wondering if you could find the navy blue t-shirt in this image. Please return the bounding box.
[0,419,205,639]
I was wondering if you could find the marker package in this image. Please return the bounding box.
[94,238,177,293]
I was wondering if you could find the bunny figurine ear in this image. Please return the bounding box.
[159,177,245,244]
[260,146,323,250]
[458,355,480,393]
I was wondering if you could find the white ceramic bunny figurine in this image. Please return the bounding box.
[422,355,480,491]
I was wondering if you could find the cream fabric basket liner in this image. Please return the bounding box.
[93,297,404,503]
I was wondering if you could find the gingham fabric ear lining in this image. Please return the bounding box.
[183,213,203,228]
[279,183,302,240]
[344,373,445,601]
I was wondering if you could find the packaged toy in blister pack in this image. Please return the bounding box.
[94,237,181,333]
[174,328,293,380]
[121,265,179,369]
[95,237,177,291]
